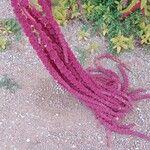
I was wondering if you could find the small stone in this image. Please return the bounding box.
[26,138,30,142]
[78,123,82,126]
[55,113,59,116]
[72,144,76,148]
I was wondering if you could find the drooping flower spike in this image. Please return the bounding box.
[11,0,150,146]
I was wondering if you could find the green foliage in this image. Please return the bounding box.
[53,0,80,25]
[0,37,9,51]
[4,18,20,33]
[0,75,20,93]
[53,2,68,26]
[83,1,95,15]
[140,22,150,44]
[78,25,90,40]
[80,0,150,54]
[65,0,80,19]
[87,42,100,54]
[0,18,22,51]
[111,31,134,53]
[30,0,42,11]
[0,18,22,52]
[4,18,22,40]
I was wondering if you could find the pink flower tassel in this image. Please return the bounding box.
[11,0,150,146]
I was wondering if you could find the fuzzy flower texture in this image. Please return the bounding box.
[11,0,150,147]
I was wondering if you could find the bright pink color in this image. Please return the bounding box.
[11,0,150,144]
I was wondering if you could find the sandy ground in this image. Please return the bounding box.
[0,0,150,150]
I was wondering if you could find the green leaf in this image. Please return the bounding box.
[0,37,8,51]
[0,75,20,93]
[141,0,147,9]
